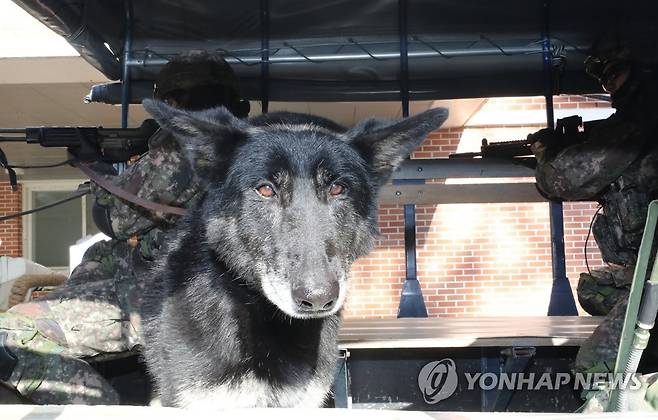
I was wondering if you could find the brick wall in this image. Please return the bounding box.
[344,202,602,318]
[483,95,611,111]
[343,95,610,318]
[0,182,22,257]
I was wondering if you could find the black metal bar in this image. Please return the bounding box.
[380,182,546,206]
[394,158,535,179]
[403,204,417,280]
[126,43,587,68]
[333,350,350,408]
[396,0,426,318]
[259,0,270,114]
[0,147,18,191]
[540,0,555,127]
[88,76,601,104]
[480,349,499,411]
[542,0,578,316]
[491,347,536,411]
[398,0,409,118]
[541,30,555,129]
[121,0,134,129]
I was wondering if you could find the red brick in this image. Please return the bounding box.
[0,182,22,257]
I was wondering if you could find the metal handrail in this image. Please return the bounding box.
[610,200,658,411]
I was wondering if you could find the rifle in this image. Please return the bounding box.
[0,120,159,190]
[449,115,601,162]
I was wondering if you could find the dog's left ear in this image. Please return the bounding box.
[142,99,249,178]
[347,108,449,185]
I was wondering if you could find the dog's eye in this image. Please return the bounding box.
[329,183,345,196]
[256,184,276,198]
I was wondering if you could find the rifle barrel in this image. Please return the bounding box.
[0,128,27,134]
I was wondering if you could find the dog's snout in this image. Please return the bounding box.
[293,282,339,312]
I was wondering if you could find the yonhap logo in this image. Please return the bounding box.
[417,363,642,404]
[418,359,459,404]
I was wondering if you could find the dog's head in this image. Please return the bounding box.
[144,100,448,319]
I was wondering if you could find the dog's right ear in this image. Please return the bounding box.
[142,99,249,177]
[346,107,449,185]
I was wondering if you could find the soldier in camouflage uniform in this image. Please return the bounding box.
[0,52,249,404]
[531,45,658,375]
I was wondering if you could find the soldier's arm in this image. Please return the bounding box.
[91,131,199,239]
[533,114,645,201]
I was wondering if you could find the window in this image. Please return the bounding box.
[23,180,99,269]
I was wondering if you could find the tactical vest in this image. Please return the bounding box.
[594,145,658,266]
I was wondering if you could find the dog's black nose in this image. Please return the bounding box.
[293,282,339,312]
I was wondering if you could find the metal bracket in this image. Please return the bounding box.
[334,349,351,408]
[547,201,578,315]
[396,182,428,318]
[485,346,537,411]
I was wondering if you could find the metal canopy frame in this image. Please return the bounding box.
[126,38,584,68]
[115,1,580,318]
[17,0,658,103]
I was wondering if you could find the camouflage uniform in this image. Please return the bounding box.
[0,52,245,404]
[580,372,658,412]
[0,131,200,404]
[532,65,658,374]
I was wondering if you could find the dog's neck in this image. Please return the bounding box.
[177,243,339,380]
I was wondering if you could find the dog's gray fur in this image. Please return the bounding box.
[141,99,448,408]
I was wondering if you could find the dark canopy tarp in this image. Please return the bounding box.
[12,0,658,102]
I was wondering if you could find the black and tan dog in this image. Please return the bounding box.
[141,99,448,408]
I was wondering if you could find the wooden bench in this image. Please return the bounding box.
[338,316,603,350]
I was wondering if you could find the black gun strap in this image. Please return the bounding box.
[76,162,187,216]
[0,146,17,191]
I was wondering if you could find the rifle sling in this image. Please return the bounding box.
[76,162,187,216]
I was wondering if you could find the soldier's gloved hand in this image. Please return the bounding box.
[529,128,559,163]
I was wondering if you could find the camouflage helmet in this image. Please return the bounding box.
[154,51,240,100]
[584,54,631,87]
[584,31,634,85]
[585,23,658,82]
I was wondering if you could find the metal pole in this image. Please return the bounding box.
[398,0,409,118]
[127,45,586,67]
[542,0,578,316]
[396,0,427,318]
[259,0,270,114]
[121,0,134,129]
